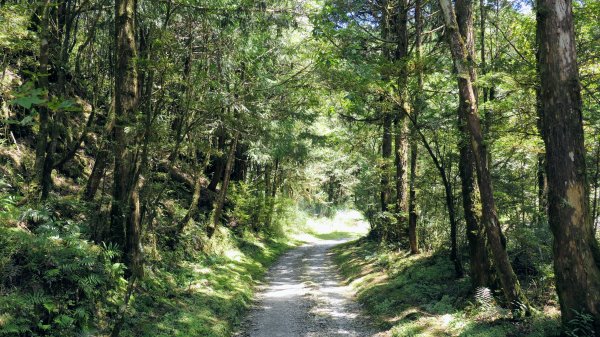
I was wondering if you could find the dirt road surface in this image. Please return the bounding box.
[238,239,377,337]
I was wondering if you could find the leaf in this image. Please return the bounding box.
[43,301,57,313]
[20,114,34,126]
[12,94,44,109]
[54,315,75,327]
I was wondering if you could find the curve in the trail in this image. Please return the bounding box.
[238,239,377,337]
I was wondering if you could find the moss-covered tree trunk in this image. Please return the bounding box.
[111,0,142,278]
[392,0,410,243]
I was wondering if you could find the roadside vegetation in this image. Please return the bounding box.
[332,240,562,337]
[0,192,300,337]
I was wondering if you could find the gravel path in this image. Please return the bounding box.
[237,239,377,337]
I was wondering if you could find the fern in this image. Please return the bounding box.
[0,206,125,336]
[565,309,596,337]
[474,287,495,310]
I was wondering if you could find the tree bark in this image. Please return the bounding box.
[232,142,249,182]
[392,0,410,242]
[178,152,211,234]
[34,0,51,199]
[439,0,529,314]
[591,131,599,236]
[84,106,114,201]
[408,0,423,255]
[208,127,227,192]
[407,112,463,277]
[381,110,393,214]
[111,0,143,278]
[536,0,600,330]
[455,0,492,290]
[377,0,393,224]
[394,114,409,240]
[208,133,239,239]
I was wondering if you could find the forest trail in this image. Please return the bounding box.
[237,238,377,337]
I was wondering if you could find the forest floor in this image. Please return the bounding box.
[331,240,563,337]
[236,237,378,337]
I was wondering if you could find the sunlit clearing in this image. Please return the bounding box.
[293,209,370,242]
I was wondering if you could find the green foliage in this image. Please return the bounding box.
[565,310,596,337]
[0,186,19,222]
[0,207,125,337]
[332,240,562,337]
[120,225,296,337]
[227,181,267,231]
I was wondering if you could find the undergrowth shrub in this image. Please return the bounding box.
[227,182,300,237]
[0,206,125,336]
[565,310,596,337]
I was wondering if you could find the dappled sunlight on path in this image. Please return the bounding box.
[237,236,377,337]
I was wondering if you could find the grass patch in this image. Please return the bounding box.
[331,239,562,337]
[120,229,298,337]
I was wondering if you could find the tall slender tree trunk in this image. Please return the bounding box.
[536,0,600,330]
[442,166,464,278]
[378,0,392,224]
[381,110,393,214]
[460,142,491,287]
[84,103,115,201]
[208,133,239,239]
[178,153,210,234]
[409,117,463,277]
[439,0,529,314]
[208,127,226,192]
[34,0,51,199]
[394,114,409,240]
[408,0,423,254]
[455,0,492,289]
[392,0,410,243]
[111,0,142,278]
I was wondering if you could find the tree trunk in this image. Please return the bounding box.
[392,0,410,243]
[208,133,239,239]
[84,146,109,201]
[232,142,249,182]
[442,166,464,278]
[111,0,142,278]
[84,106,115,201]
[34,0,51,198]
[439,0,529,314]
[178,152,211,234]
[41,116,59,199]
[455,0,492,289]
[591,132,599,236]
[208,128,226,192]
[536,0,600,330]
[394,114,409,240]
[535,89,548,224]
[459,143,491,288]
[409,114,463,277]
[381,110,393,214]
[408,0,423,255]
